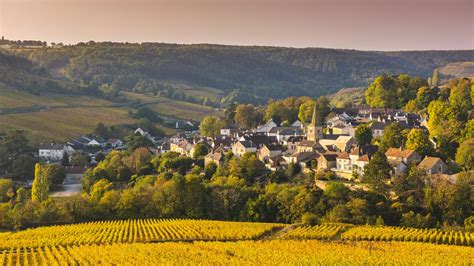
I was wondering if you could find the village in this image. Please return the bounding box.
[37,103,451,193]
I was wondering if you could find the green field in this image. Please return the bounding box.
[160,80,224,101]
[0,107,135,142]
[123,91,222,120]
[0,87,220,142]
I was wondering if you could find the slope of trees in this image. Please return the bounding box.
[12,43,473,103]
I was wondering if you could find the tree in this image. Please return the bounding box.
[315,96,331,121]
[193,143,209,158]
[94,122,109,139]
[456,138,474,171]
[431,69,439,87]
[44,164,66,188]
[71,153,88,167]
[0,179,14,203]
[95,152,106,162]
[379,123,406,151]
[31,163,49,203]
[298,99,316,123]
[224,103,237,125]
[125,134,154,151]
[405,128,434,157]
[449,79,472,121]
[235,104,257,129]
[363,151,392,193]
[61,152,70,167]
[416,86,439,108]
[355,124,373,146]
[365,74,398,108]
[199,116,224,138]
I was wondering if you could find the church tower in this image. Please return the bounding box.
[307,103,323,142]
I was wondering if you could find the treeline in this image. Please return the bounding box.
[14,42,474,104]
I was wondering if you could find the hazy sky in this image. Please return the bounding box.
[1,0,473,50]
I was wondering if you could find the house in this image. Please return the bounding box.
[232,141,257,157]
[285,136,304,155]
[297,140,325,153]
[317,153,338,170]
[135,127,152,139]
[283,151,319,169]
[170,140,194,156]
[335,135,355,152]
[418,157,448,175]
[205,146,226,166]
[268,127,304,144]
[255,119,278,133]
[259,144,284,161]
[39,143,74,162]
[265,155,288,170]
[369,121,388,138]
[107,138,124,149]
[332,145,377,179]
[240,134,278,148]
[388,160,407,176]
[385,147,422,165]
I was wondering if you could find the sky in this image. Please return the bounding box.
[0,0,473,51]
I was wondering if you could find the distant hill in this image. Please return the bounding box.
[9,43,474,103]
[0,52,89,95]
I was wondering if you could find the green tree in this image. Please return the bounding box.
[44,164,66,188]
[193,143,209,158]
[379,123,407,151]
[365,74,398,108]
[363,151,392,193]
[31,163,49,203]
[199,116,224,138]
[125,134,154,151]
[0,179,14,203]
[355,124,373,146]
[61,152,70,167]
[298,99,316,123]
[94,122,109,139]
[405,128,434,157]
[456,138,474,171]
[449,79,472,121]
[71,153,88,167]
[416,86,439,108]
[235,104,257,129]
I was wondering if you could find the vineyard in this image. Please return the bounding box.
[0,219,284,250]
[280,223,352,240]
[341,225,474,246]
[0,240,472,265]
[0,219,473,265]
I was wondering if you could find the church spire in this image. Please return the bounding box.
[310,103,320,126]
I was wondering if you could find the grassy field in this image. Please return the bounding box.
[0,107,135,142]
[123,91,222,120]
[0,219,472,265]
[437,61,474,79]
[160,80,224,101]
[0,87,113,109]
[0,88,217,143]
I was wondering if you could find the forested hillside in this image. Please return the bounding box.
[13,43,473,103]
[0,53,90,95]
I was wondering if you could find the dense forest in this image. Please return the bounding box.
[10,43,474,103]
[0,53,90,95]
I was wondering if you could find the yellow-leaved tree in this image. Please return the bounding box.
[31,163,49,202]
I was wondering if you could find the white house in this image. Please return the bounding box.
[39,143,74,162]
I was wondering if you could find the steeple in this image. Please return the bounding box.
[307,103,323,142]
[311,103,318,126]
